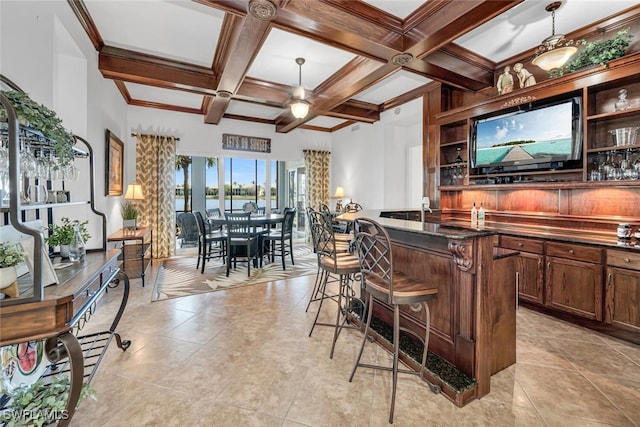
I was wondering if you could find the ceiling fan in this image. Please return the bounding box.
[290,57,310,119]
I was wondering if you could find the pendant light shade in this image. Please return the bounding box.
[290,57,309,119]
[532,2,577,71]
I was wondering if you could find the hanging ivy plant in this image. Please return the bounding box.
[549,28,633,78]
[0,90,75,167]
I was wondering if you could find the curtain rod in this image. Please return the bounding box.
[131,132,180,141]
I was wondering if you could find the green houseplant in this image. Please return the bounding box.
[0,375,95,427]
[549,28,633,77]
[0,90,75,167]
[0,242,25,292]
[44,218,90,257]
[0,242,25,269]
[120,201,139,230]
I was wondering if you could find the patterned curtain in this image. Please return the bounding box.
[303,149,331,211]
[134,133,176,258]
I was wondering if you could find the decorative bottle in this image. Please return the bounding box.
[471,202,478,226]
[69,221,86,263]
[478,203,486,225]
[455,147,464,163]
[614,89,630,111]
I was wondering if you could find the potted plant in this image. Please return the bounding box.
[0,242,25,294]
[120,201,139,230]
[549,28,633,77]
[0,90,75,168]
[0,375,95,427]
[44,218,90,258]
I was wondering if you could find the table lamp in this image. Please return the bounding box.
[123,183,144,230]
[333,186,345,212]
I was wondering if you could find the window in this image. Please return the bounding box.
[175,155,192,212]
[224,158,269,211]
[205,157,219,211]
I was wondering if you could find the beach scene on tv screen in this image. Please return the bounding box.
[475,102,572,166]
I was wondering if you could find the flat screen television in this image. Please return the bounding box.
[471,97,583,173]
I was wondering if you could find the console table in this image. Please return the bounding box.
[0,250,131,426]
[107,227,153,287]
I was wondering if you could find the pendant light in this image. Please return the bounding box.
[531,2,577,71]
[290,57,309,119]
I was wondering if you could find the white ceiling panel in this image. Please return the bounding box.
[126,82,203,109]
[248,28,358,89]
[84,0,224,67]
[454,0,638,64]
[225,101,283,121]
[363,0,425,19]
[352,70,431,105]
[307,116,347,128]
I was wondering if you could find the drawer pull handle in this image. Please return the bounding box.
[518,243,523,247]
[569,249,575,254]
[624,258,630,263]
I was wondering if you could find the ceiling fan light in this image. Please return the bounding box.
[291,99,309,119]
[532,45,577,71]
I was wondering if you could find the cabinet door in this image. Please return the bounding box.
[517,252,544,305]
[605,267,640,334]
[545,256,603,320]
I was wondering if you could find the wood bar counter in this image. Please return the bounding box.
[336,210,519,407]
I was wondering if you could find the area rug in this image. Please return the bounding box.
[152,244,318,301]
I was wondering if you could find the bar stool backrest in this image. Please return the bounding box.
[319,204,331,215]
[224,211,252,237]
[282,209,296,235]
[314,212,339,259]
[353,217,393,302]
[194,211,208,237]
[343,202,363,213]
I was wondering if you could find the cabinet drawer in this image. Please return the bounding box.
[500,235,544,254]
[607,249,640,271]
[546,242,603,263]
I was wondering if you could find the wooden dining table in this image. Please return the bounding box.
[207,213,285,230]
[208,213,285,266]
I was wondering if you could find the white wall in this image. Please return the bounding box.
[330,97,423,209]
[1,1,128,244]
[128,106,331,160]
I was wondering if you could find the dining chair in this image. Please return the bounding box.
[308,210,361,358]
[262,209,296,270]
[349,217,440,423]
[176,212,199,248]
[194,211,226,273]
[224,211,261,277]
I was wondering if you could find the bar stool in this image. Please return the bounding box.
[308,210,361,358]
[349,217,440,424]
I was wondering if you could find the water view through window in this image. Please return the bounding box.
[175,156,278,212]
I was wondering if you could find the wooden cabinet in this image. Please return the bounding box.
[499,235,544,304]
[605,249,640,334]
[439,120,469,187]
[544,242,603,320]
[585,76,640,181]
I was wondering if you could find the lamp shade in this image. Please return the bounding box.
[531,45,577,71]
[333,186,345,198]
[291,99,309,119]
[124,183,144,200]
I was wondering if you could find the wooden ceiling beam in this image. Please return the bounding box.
[203,5,274,124]
[276,58,395,133]
[98,46,218,95]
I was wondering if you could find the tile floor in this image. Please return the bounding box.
[71,254,640,427]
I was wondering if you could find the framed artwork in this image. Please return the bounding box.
[105,129,124,196]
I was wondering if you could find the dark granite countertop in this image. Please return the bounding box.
[337,209,639,250]
[336,210,496,241]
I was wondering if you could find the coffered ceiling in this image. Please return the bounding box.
[71,0,638,133]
